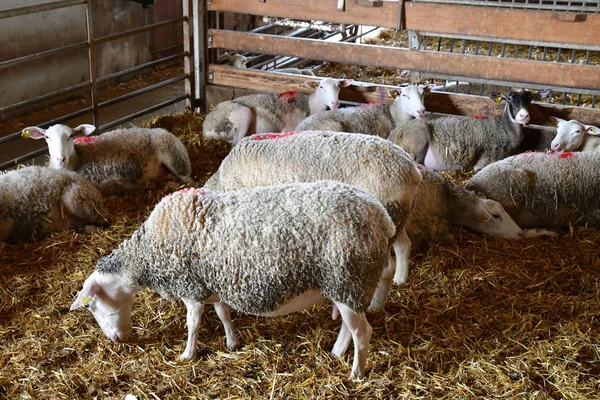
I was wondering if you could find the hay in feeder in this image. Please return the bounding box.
[1,112,600,399]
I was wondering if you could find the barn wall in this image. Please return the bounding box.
[0,0,150,110]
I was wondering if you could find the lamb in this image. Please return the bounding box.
[390,89,546,171]
[202,78,353,146]
[465,151,600,229]
[22,124,192,196]
[70,181,396,379]
[295,85,427,138]
[0,166,108,243]
[204,131,422,295]
[550,117,600,152]
[271,67,316,76]
[219,52,316,75]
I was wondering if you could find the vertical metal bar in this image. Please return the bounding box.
[182,0,192,110]
[85,0,99,126]
[408,31,420,84]
[193,0,203,112]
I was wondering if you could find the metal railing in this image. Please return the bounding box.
[411,0,600,12]
[0,0,193,170]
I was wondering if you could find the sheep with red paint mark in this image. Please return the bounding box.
[0,166,108,243]
[203,78,353,147]
[391,89,549,171]
[465,151,600,229]
[296,85,428,138]
[204,131,422,300]
[21,124,192,196]
[69,180,395,380]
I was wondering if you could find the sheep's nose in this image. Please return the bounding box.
[417,109,425,117]
[331,101,340,109]
[56,157,66,163]
[552,143,559,149]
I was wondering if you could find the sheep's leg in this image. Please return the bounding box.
[180,298,205,360]
[213,302,241,350]
[0,217,15,242]
[393,229,411,285]
[367,254,395,312]
[331,320,351,358]
[333,302,372,380]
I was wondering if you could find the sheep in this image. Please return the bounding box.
[203,131,422,295]
[70,181,396,379]
[550,117,600,152]
[295,85,428,138]
[465,151,600,229]
[218,52,249,68]
[0,166,108,243]
[271,67,316,76]
[390,89,547,171]
[405,166,559,249]
[202,78,354,146]
[22,124,192,196]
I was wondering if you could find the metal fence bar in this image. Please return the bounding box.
[409,0,600,12]
[85,0,99,127]
[94,17,186,45]
[182,0,192,109]
[97,75,188,109]
[0,0,86,19]
[0,82,91,116]
[96,52,188,84]
[0,148,49,170]
[0,41,88,70]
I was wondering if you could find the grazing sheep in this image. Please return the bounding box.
[465,151,600,229]
[296,85,428,138]
[202,78,353,146]
[390,90,545,171]
[70,181,396,379]
[0,166,108,243]
[550,117,600,152]
[204,131,422,292]
[22,124,192,196]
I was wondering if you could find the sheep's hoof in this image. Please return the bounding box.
[226,339,241,351]
[349,369,365,380]
[178,351,195,361]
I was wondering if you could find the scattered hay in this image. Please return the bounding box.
[1,112,600,398]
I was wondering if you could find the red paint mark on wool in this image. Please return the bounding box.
[74,137,97,144]
[252,131,300,141]
[417,164,425,170]
[472,115,489,120]
[359,102,379,108]
[559,152,575,159]
[166,188,207,198]
[278,91,298,103]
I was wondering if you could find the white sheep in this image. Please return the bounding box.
[70,181,396,379]
[218,52,249,68]
[465,151,600,229]
[202,78,353,146]
[0,166,108,243]
[204,131,422,295]
[295,85,427,138]
[22,124,192,196]
[390,90,547,171]
[406,166,557,248]
[271,67,316,76]
[550,117,600,152]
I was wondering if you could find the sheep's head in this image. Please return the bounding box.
[70,269,134,343]
[305,78,353,111]
[464,198,524,240]
[550,117,599,152]
[22,123,96,169]
[488,89,549,125]
[388,85,428,119]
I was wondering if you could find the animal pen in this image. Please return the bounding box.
[1,0,600,398]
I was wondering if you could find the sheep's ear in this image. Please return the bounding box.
[388,89,400,99]
[340,79,354,87]
[533,89,552,101]
[549,116,565,126]
[22,127,46,139]
[478,209,492,222]
[305,81,319,89]
[72,124,96,137]
[488,92,506,104]
[421,84,430,93]
[476,192,487,199]
[70,279,99,310]
[585,124,600,136]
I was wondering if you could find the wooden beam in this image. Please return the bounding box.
[209,30,600,91]
[208,64,600,126]
[207,0,600,47]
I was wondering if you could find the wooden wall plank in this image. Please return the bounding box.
[209,30,600,91]
[208,0,599,47]
[208,64,600,126]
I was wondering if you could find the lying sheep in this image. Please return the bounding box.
[465,151,600,229]
[202,78,353,146]
[0,166,108,243]
[271,67,316,76]
[22,124,192,196]
[295,85,427,138]
[390,90,545,171]
[204,131,422,297]
[70,181,396,379]
[550,117,600,152]
[219,52,316,76]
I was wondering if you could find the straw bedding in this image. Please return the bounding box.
[1,112,599,399]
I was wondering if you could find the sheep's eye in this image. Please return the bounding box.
[44,135,49,139]
[83,303,90,309]
[493,214,501,219]
[402,94,409,98]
